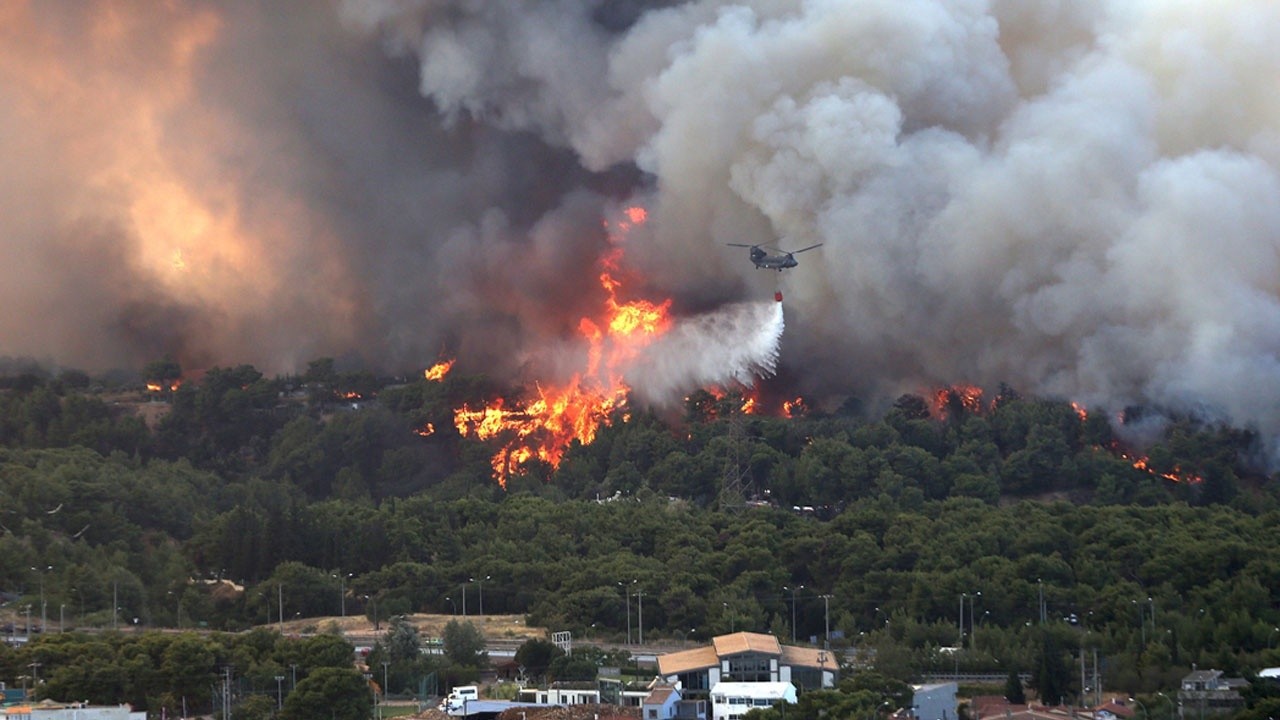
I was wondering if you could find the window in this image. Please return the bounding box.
[726,656,773,683]
[649,710,658,719]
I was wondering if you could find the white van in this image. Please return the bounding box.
[439,685,479,713]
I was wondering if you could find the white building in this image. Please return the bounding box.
[656,631,838,700]
[643,685,682,720]
[2,701,145,720]
[518,686,601,705]
[708,682,796,720]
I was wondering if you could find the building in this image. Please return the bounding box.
[1178,669,1246,717]
[708,682,797,720]
[518,685,602,705]
[912,683,958,720]
[1,701,144,720]
[643,685,682,720]
[655,631,838,701]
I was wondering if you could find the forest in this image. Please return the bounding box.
[1,357,1279,719]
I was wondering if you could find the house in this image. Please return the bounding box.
[1178,669,1246,716]
[708,681,797,720]
[967,696,1137,720]
[643,685,682,720]
[655,631,838,701]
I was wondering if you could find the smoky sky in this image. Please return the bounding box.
[4,1,1280,455]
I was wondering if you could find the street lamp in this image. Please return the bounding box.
[783,585,804,643]
[31,565,51,633]
[381,661,390,720]
[333,572,352,617]
[476,575,491,615]
[445,596,456,615]
[275,675,285,709]
[619,581,635,644]
[1130,697,1149,720]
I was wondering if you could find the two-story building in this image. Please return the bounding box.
[655,631,837,705]
[1178,669,1246,717]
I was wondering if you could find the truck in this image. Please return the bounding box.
[439,685,479,713]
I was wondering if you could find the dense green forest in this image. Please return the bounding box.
[2,358,1279,715]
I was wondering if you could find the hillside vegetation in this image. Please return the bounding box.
[1,360,1278,709]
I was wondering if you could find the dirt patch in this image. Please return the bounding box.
[281,613,546,642]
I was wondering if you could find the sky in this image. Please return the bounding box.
[2,0,1279,448]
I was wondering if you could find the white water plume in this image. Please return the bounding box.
[626,300,784,406]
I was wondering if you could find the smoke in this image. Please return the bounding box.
[5,1,1280,457]
[627,300,784,405]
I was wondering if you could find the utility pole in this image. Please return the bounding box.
[278,584,284,634]
[461,583,467,617]
[113,581,118,631]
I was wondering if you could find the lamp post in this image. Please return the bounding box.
[446,596,456,615]
[334,572,351,617]
[619,581,633,644]
[1157,692,1176,720]
[636,588,646,645]
[275,675,285,709]
[477,575,491,615]
[382,661,390,719]
[32,565,51,633]
[821,595,832,649]
[1131,697,1149,720]
[783,585,804,643]
[461,582,467,617]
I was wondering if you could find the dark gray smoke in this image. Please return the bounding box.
[5,1,1280,458]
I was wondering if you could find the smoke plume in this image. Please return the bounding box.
[4,1,1280,454]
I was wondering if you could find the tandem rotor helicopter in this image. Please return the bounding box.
[727,242,824,270]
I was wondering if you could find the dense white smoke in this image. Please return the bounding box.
[4,1,1280,456]
[627,300,784,405]
[348,0,1280,445]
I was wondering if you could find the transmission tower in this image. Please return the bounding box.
[718,412,753,512]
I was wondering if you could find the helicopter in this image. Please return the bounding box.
[727,242,824,270]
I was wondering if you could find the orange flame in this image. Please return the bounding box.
[931,385,985,418]
[424,360,454,382]
[1070,402,1088,421]
[783,396,807,418]
[455,206,668,487]
[146,380,182,393]
[1130,455,1203,484]
[414,423,436,437]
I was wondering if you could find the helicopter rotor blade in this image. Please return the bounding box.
[725,243,756,248]
[790,243,824,254]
